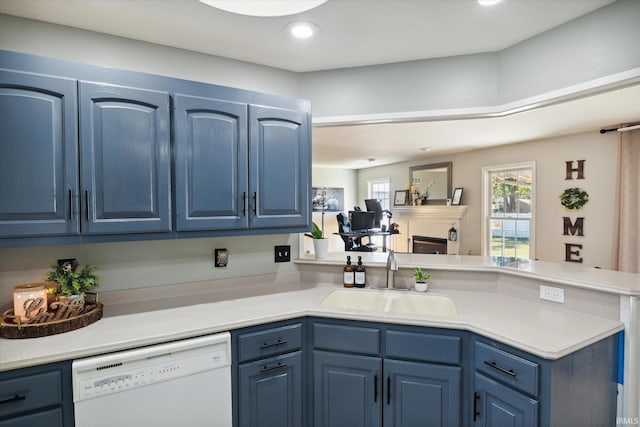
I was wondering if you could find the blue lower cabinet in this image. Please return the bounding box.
[384,359,461,427]
[312,320,464,427]
[238,351,303,427]
[0,408,64,427]
[473,373,537,427]
[0,361,73,427]
[313,350,382,427]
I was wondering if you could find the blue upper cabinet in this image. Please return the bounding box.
[0,70,79,238]
[78,81,171,234]
[249,105,310,229]
[174,94,248,231]
[0,50,311,246]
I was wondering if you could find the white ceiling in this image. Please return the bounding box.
[2,0,637,169]
[0,0,616,72]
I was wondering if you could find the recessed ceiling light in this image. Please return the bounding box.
[198,0,327,17]
[478,0,502,5]
[287,22,320,39]
[420,147,432,152]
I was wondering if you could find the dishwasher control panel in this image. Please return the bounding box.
[73,333,231,402]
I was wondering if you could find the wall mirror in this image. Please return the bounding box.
[409,162,452,204]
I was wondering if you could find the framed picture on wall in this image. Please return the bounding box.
[312,187,344,212]
[451,187,464,205]
[394,190,410,206]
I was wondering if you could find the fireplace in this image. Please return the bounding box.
[412,236,448,254]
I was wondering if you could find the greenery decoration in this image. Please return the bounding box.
[559,187,589,210]
[46,259,99,297]
[413,267,432,283]
[304,222,324,239]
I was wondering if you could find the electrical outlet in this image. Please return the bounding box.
[275,245,291,263]
[214,249,228,268]
[540,285,564,303]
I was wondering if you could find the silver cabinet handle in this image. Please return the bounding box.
[483,360,516,377]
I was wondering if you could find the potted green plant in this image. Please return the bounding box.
[413,267,432,292]
[46,259,99,303]
[305,222,329,259]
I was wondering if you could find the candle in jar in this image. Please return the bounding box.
[13,283,47,321]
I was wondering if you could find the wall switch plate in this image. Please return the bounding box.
[275,245,290,263]
[540,285,565,303]
[214,248,228,267]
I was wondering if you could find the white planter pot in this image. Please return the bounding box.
[313,238,329,259]
[414,281,429,292]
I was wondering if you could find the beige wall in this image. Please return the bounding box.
[358,130,619,269]
[304,167,358,255]
[0,235,299,308]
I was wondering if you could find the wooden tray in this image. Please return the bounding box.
[1,300,103,339]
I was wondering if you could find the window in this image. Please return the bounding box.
[368,180,390,209]
[482,163,535,259]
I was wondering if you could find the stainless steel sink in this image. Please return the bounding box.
[321,289,457,316]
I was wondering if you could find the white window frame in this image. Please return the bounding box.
[481,161,536,259]
[368,178,390,210]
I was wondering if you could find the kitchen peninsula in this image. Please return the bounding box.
[1,254,637,425]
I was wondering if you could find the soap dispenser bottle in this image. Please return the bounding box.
[355,256,366,288]
[343,256,355,288]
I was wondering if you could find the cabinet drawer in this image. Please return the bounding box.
[0,407,63,427]
[385,329,461,364]
[474,341,539,397]
[313,322,380,355]
[237,322,302,362]
[0,371,62,418]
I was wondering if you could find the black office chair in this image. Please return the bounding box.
[336,213,377,252]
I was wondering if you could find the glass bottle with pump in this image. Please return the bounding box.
[355,256,366,288]
[343,256,355,288]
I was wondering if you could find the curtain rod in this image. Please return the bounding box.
[600,123,640,134]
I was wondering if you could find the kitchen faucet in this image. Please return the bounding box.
[386,250,398,289]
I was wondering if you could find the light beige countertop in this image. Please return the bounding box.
[298,253,640,296]
[0,281,623,372]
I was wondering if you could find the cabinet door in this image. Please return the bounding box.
[0,70,78,238]
[79,81,171,234]
[248,105,310,229]
[174,94,248,231]
[385,359,461,427]
[473,373,537,427]
[313,350,381,427]
[238,351,302,427]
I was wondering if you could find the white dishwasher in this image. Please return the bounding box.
[72,332,232,427]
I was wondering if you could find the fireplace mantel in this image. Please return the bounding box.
[395,205,467,219]
[393,206,468,255]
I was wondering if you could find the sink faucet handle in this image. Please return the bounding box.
[387,250,398,271]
